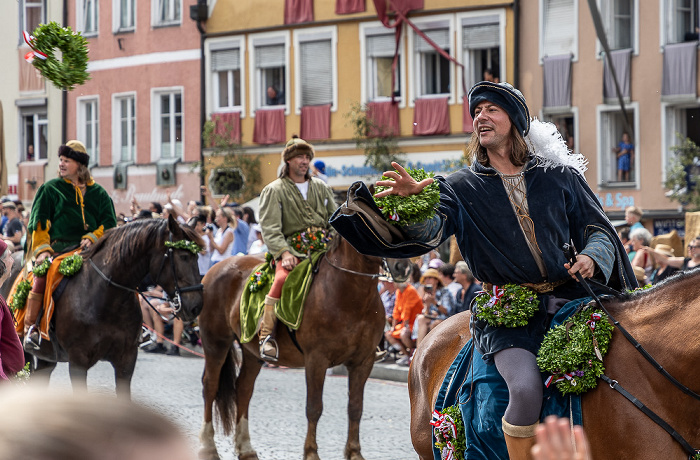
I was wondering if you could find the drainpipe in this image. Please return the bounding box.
[62,0,68,143]
[190,0,208,203]
[513,0,520,88]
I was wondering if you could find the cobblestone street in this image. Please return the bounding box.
[48,350,418,460]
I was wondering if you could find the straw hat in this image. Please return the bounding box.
[654,244,674,257]
[420,268,443,286]
[633,266,646,283]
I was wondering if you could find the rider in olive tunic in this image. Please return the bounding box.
[23,140,117,350]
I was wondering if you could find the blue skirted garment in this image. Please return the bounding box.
[432,299,587,460]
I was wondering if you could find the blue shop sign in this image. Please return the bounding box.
[653,218,685,237]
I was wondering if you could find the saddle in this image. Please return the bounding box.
[10,249,81,342]
[239,250,325,344]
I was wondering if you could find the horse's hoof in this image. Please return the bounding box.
[238,453,259,460]
[198,447,220,460]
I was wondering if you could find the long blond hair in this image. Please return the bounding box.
[467,125,530,168]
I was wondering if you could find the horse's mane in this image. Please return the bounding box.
[616,266,700,302]
[82,218,203,264]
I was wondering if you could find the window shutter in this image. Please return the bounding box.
[543,0,575,57]
[462,24,499,49]
[212,49,240,71]
[367,34,396,57]
[301,40,333,106]
[256,44,285,68]
[415,28,449,52]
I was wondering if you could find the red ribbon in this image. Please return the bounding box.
[23,30,48,63]
[586,312,602,333]
[431,410,458,459]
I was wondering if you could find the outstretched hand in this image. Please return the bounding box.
[531,416,591,460]
[374,162,434,199]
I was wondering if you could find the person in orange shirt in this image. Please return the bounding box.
[384,280,423,365]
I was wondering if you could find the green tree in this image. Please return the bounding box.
[665,135,700,211]
[199,120,261,202]
[346,103,403,174]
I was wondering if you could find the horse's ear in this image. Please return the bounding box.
[167,214,183,238]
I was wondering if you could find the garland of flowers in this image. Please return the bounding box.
[25,22,90,91]
[165,240,203,255]
[59,254,83,276]
[13,363,31,385]
[537,307,614,395]
[374,167,440,226]
[249,269,270,293]
[32,259,52,277]
[473,284,539,328]
[9,280,32,312]
[431,405,466,460]
[287,228,333,255]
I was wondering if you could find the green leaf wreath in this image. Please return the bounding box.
[432,405,466,460]
[32,258,52,277]
[165,240,203,255]
[374,167,440,226]
[58,254,83,276]
[287,228,333,254]
[537,307,614,395]
[9,280,32,312]
[28,22,90,91]
[473,284,539,328]
[248,269,270,293]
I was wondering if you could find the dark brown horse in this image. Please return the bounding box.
[197,236,407,460]
[410,268,700,459]
[26,216,203,397]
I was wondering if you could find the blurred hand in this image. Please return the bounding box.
[531,416,591,460]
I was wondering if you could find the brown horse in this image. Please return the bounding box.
[198,236,407,460]
[410,268,700,459]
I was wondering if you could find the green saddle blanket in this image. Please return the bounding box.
[239,250,325,343]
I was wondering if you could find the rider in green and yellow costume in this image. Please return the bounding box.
[23,140,117,350]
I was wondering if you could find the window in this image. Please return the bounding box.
[154,0,180,26]
[114,94,136,163]
[597,104,638,186]
[77,0,98,36]
[212,47,242,111]
[249,33,289,113]
[295,28,337,110]
[115,0,135,32]
[361,24,403,102]
[20,109,48,162]
[413,26,452,97]
[540,0,578,60]
[662,0,699,44]
[154,90,183,160]
[459,13,504,90]
[662,104,700,179]
[77,98,99,165]
[20,0,44,41]
[597,0,637,55]
[544,111,577,153]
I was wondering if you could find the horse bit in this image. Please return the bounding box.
[89,232,203,317]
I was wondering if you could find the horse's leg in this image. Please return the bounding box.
[199,336,237,460]
[303,354,331,460]
[234,347,263,460]
[30,357,56,385]
[344,358,374,460]
[112,347,138,399]
[68,362,88,393]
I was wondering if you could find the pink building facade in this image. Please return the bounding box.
[65,0,202,216]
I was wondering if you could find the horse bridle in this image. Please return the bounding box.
[324,256,398,280]
[89,232,203,317]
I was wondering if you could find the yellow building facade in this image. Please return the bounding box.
[202,0,516,195]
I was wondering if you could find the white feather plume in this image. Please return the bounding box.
[525,118,588,175]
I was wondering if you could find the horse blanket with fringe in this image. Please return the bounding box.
[432,299,585,460]
[10,250,82,341]
[239,250,325,343]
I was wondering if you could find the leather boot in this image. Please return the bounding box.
[259,296,279,361]
[23,291,44,350]
[502,417,538,460]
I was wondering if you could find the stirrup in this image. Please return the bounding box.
[259,335,279,362]
[374,347,388,362]
[23,325,41,351]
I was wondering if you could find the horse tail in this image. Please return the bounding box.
[214,341,239,435]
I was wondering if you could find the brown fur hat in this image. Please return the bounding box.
[282,135,314,162]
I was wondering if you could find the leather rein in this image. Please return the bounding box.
[564,243,700,459]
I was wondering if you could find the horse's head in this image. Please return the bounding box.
[152,215,204,322]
